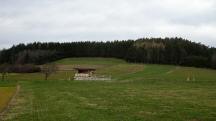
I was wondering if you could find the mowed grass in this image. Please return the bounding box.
[2,58,216,121]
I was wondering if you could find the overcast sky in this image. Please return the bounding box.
[0,0,216,49]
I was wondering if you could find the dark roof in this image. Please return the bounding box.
[73,68,96,71]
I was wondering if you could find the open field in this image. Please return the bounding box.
[1,58,216,121]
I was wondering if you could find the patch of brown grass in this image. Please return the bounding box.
[0,87,16,113]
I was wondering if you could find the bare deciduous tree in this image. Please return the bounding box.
[0,64,9,81]
[41,64,57,80]
[212,53,216,69]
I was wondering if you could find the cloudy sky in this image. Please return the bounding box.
[0,0,216,49]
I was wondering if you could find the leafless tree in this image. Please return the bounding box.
[41,64,58,80]
[0,64,9,81]
[212,53,216,69]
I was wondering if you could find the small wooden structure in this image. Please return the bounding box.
[74,68,96,80]
[73,67,111,81]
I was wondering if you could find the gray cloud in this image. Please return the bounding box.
[0,0,216,49]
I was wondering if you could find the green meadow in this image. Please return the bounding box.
[0,58,216,121]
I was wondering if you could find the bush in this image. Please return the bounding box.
[7,64,41,73]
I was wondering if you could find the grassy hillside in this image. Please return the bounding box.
[1,58,216,121]
[54,57,126,65]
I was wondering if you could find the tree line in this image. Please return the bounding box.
[0,37,216,69]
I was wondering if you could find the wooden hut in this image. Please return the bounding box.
[74,68,96,80]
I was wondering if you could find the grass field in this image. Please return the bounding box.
[1,58,216,121]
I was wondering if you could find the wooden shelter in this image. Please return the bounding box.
[73,68,96,80]
[73,67,111,81]
[74,68,96,74]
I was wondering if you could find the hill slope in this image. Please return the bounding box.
[1,58,216,121]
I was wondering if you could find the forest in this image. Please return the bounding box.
[0,37,216,69]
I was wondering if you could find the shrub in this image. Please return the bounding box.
[7,64,41,73]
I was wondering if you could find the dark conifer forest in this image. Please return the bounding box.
[0,37,216,69]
